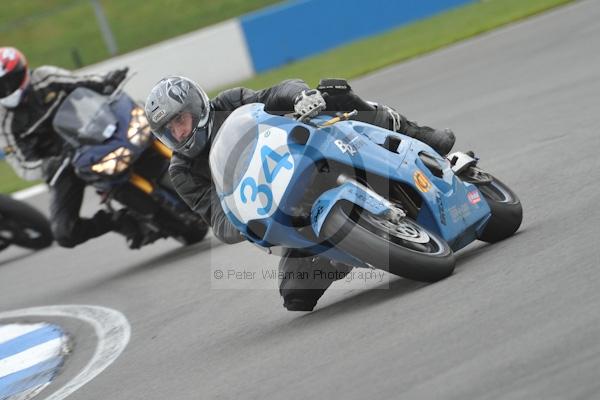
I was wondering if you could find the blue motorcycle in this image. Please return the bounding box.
[210,103,522,282]
[51,86,208,246]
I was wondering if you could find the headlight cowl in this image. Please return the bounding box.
[90,147,132,175]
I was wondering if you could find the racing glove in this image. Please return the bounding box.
[294,89,326,118]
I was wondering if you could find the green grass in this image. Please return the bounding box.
[0,0,576,193]
[0,161,42,194]
[1,3,109,70]
[0,0,282,69]
[0,0,76,27]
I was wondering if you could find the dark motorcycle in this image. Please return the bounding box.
[0,194,53,251]
[50,85,208,246]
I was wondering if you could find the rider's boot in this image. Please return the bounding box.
[383,106,456,156]
[279,249,352,312]
[112,209,145,249]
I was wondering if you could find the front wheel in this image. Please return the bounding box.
[151,205,209,246]
[177,225,209,245]
[0,195,54,250]
[150,207,209,246]
[320,202,455,282]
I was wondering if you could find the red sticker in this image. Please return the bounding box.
[468,190,481,205]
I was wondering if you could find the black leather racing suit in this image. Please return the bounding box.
[169,78,454,311]
[0,66,128,247]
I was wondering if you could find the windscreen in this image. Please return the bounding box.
[209,103,262,196]
[52,87,118,147]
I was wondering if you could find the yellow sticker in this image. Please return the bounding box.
[414,170,432,193]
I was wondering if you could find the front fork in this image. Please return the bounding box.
[310,175,404,237]
[128,140,172,194]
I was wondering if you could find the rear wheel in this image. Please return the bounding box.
[0,239,9,251]
[321,202,455,282]
[463,167,523,243]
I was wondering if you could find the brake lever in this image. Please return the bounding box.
[319,109,358,127]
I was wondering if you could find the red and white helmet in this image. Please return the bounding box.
[0,47,29,108]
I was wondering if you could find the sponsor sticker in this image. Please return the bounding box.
[334,139,357,156]
[449,203,472,222]
[436,193,447,225]
[413,170,432,193]
[468,190,481,205]
[151,109,166,123]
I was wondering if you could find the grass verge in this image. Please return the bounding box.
[1,0,282,69]
[0,161,41,194]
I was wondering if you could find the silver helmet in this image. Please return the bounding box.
[145,76,211,158]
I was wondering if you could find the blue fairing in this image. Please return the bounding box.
[307,118,491,251]
[403,140,491,250]
[210,104,492,267]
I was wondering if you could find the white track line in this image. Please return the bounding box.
[10,184,48,201]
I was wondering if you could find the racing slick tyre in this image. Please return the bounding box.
[321,201,455,282]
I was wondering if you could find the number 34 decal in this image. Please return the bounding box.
[239,145,293,216]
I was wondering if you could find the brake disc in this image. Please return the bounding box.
[393,219,430,244]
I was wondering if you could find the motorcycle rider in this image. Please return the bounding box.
[145,76,455,311]
[0,47,142,248]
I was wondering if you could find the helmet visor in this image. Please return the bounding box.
[156,111,208,152]
[166,112,195,143]
[0,67,26,99]
[0,88,24,108]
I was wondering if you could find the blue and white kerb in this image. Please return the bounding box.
[0,323,69,400]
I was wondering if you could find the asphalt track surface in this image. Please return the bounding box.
[1,1,600,399]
